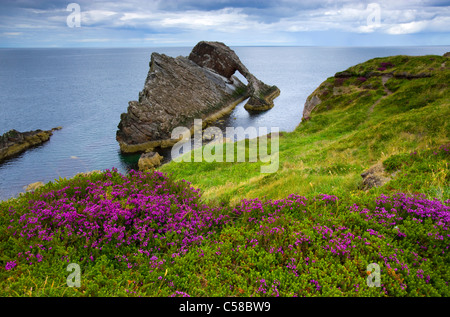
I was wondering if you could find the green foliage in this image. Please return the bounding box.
[1,54,449,297]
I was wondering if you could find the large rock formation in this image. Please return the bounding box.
[189,41,280,112]
[116,41,279,154]
[0,127,62,163]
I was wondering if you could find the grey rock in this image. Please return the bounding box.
[360,163,391,190]
[0,127,61,163]
[116,41,279,153]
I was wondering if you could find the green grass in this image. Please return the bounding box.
[1,54,449,297]
[160,54,450,205]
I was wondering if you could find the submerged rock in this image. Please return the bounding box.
[0,127,61,163]
[116,41,279,154]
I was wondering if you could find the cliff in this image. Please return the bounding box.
[302,52,449,120]
[116,41,279,154]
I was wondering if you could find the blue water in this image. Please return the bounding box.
[1,46,449,200]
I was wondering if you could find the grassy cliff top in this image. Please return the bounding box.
[160,53,450,205]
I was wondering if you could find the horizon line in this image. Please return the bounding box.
[1,44,450,49]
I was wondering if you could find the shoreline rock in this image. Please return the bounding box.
[138,151,163,171]
[0,127,62,163]
[24,181,44,192]
[116,41,279,155]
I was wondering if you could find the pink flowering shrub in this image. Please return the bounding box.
[1,167,449,297]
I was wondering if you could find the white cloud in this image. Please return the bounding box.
[385,15,450,34]
[73,38,112,42]
[0,0,449,46]
[2,32,23,36]
[386,20,429,34]
[82,10,119,25]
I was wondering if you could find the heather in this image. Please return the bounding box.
[1,167,449,296]
[1,54,449,297]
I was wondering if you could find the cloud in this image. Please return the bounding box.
[385,15,450,34]
[3,32,22,35]
[0,0,449,47]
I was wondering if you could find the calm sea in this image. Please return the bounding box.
[1,46,449,201]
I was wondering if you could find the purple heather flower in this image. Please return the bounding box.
[5,261,17,270]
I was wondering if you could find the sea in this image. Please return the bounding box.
[1,46,449,201]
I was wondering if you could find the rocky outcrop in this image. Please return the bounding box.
[116,41,279,154]
[138,151,163,171]
[189,41,280,112]
[302,95,321,120]
[75,170,102,178]
[24,181,44,192]
[335,69,433,80]
[360,163,392,190]
[0,127,62,163]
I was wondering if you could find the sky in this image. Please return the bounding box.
[0,0,449,47]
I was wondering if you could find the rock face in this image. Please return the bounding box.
[302,95,321,120]
[189,41,280,112]
[0,127,61,163]
[116,41,279,154]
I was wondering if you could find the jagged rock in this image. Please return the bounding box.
[116,41,279,154]
[360,163,391,190]
[138,151,163,171]
[25,181,44,192]
[0,127,61,163]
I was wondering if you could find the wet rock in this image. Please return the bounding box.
[0,127,61,163]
